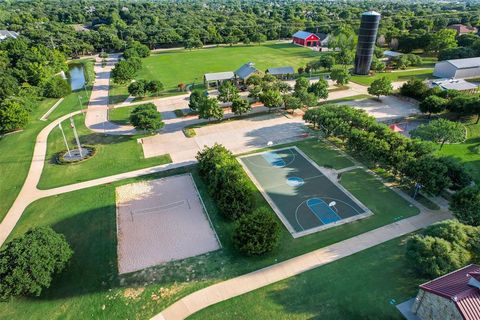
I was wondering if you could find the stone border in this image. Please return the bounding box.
[238,146,373,238]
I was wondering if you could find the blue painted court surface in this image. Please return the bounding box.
[239,147,368,236]
[306,198,342,224]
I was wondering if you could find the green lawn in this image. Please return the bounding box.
[189,236,425,320]
[437,117,480,183]
[37,112,171,189]
[108,106,133,125]
[351,69,433,86]
[0,59,95,223]
[0,139,419,319]
[109,42,322,104]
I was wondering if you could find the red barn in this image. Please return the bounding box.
[292,31,320,47]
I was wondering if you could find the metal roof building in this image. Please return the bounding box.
[431,79,478,92]
[433,57,480,79]
[0,30,19,41]
[266,66,294,75]
[412,264,480,320]
[203,71,235,88]
[234,62,258,80]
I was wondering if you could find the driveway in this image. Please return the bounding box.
[140,113,307,162]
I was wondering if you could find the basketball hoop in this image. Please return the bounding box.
[267,141,273,146]
[328,201,336,207]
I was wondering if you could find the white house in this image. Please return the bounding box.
[433,57,480,79]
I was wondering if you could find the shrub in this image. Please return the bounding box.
[43,76,71,98]
[399,79,429,100]
[233,208,280,255]
[0,227,73,300]
[129,103,164,133]
[450,186,480,226]
[439,157,472,191]
[0,99,29,133]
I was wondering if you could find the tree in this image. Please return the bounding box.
[427,29,458,53]
[450,186,480,226]
[283,94,302,111]
[400,79,429,100]
[419,95,447,116]
[231,98,251,115]
[318,55,335,71]
[0,100,29,133]
[129,103,164,133]
[465,97,480,124]
[260,90,283,111]
[145,80,164,96]
[189,89,205,111]
[0,227,73,300]
[294,90,318,108]
[330,67,351,86]
[403,156,450,195]
[128,80,147,97]
[111,60,136,84]
[308,79,329,99]
[406,234,471,277]
[184,37,203,50]
[294,77,309,93]
[198,97,224,120]
[43,76,71,98]
[367,77,393,100]
[233,208,280,255]
[439,157,472,191]
[217,81,239,103]
[410,119,465,149]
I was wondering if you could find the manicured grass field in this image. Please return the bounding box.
[0,59,95,222]
[437,117,480,183]
[0,139,419,319]
[108,42,322,104]
[108,106,133,125]
[350,69,433,86]
[189,236,425,320]
[37,112,171,189]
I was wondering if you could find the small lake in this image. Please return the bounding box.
[68,64,86,91]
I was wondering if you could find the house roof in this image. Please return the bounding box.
[204,71,235,82]
[266,66,294,75]
[235,62,257,80]
[0,30,19,40]
[447,24,478,34]
[292,31,318,40]
[445,57,480,69]
[315,33,329,41]
[419,264,480,320]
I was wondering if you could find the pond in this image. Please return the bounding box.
[68,64,86,91]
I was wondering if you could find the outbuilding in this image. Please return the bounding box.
[0,30,19,41]
[430,78,478,93]
[234,62,259,82]
[204,71,235,88]
[292,31,321,47]
[433,57,480,79]
[266,66,295,79]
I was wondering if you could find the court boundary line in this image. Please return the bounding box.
[238,146,374,238]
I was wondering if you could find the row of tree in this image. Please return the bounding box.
[196,144,279,255]
[303,105,472,195]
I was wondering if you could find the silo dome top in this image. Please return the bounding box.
[362,11,381,16]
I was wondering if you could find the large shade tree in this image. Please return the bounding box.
[410,119,465,149]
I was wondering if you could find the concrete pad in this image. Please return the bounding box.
[340,96,419,121]
[116,174,219,274]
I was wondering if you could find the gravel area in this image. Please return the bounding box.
[116,174,220,274]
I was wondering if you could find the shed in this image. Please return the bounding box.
[433,57,480,79]
[0,30,19,41]
[292,31,321,47]
[204,71,235,88]
[266,66,295,79]
[235,62,258,81]
[383,50,403,59]
[431,79,478,93]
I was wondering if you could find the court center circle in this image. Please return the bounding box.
[287,177,305,187]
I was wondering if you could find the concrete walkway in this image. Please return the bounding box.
[84,54,136,135]
[153,208,450,320]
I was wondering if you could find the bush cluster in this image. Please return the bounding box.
[129,103,164,133]
[128,79,164,97]
[197,144,254,220]
[406,220,479,277]
[303,105,471,195]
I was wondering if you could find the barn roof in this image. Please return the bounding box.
[292,31,316,40]
[432,79,478,91]
[419,264,480,320]
[445,57,480,69]
[235,62,257,80]
[266,66,294,75]
[204,71,235,82]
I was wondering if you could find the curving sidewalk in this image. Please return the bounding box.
[85,54,136,135]
[153,208,451,320]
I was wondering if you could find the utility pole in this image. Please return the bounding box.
[58,122,71,157]
[70,117,83,158]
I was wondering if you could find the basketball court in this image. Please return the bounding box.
[238,147,373,238]
[115,174,220,274]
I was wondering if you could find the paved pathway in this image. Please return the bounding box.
[153,208,451,320]
[84,54,136,135]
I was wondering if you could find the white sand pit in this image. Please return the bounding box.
[116,174,220,274]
